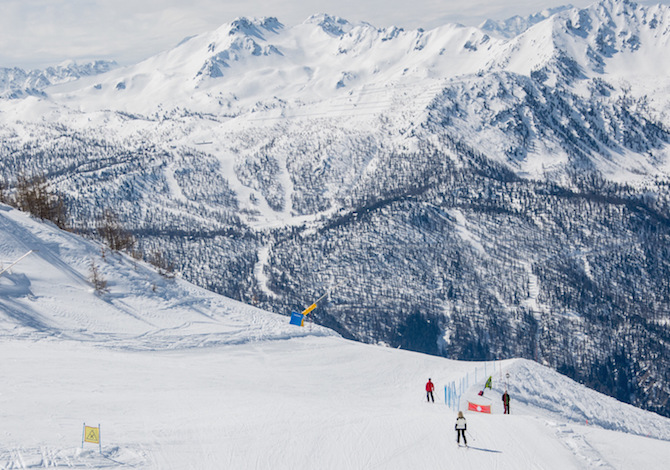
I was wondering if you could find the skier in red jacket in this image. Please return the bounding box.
[502,391,511,414]
[426,378,435,402]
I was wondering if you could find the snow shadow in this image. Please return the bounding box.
[467,446,503,453]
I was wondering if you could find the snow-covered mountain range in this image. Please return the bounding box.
[480,5,575,38]
[1,0,669,418]
[0,60,117,99]
[1,203,669,469]
[3,0,669,212]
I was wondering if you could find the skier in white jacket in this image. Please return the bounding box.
[455,411,467,446]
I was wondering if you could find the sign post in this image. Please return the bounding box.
[82,423,102,454]
[0,250,34,278]
[289,281,342,327]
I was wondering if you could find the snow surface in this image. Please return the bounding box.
[1,204,670,469]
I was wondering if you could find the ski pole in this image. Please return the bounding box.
[466,430,476,441]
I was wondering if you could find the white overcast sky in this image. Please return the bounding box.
[1,0,668,68]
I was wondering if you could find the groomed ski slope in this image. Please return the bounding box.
[1,204,670,469]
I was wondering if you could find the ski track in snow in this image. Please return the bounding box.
[163,162,187,204]
[253,244,277,299]
[548,421,615,470]
[448,208,486,255]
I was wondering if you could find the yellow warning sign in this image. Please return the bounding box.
[84,426,100,444]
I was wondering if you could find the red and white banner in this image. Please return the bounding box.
[467,401,491,413]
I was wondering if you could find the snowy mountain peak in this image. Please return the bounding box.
[555,0,670,76]
[480,5,573,38]
[488,0,670,82]
[226,16,284,39]
[562,0,650,44]
[304,14,355,36]
[182,17,285,80]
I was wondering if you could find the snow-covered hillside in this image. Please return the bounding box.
[0,203,331,346]
[1,0,670,426]
[1,205,670,469]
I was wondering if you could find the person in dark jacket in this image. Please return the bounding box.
[455,411,467,446]
[502,391,511,414]
[426,378,435,402]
